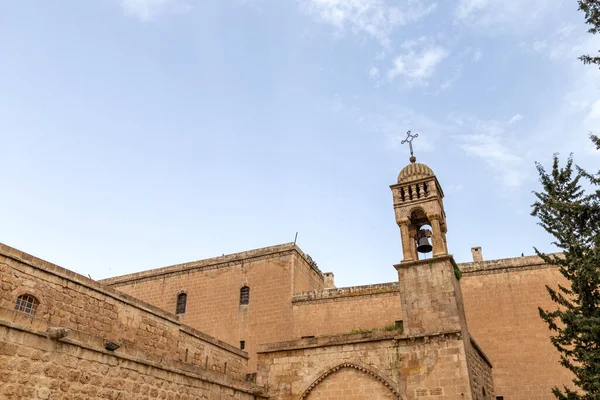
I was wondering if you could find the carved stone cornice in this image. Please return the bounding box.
[426,212,441,221]
[397,218,410,226]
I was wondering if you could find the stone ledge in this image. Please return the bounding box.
[0,305,246,367]
[393,254,456,269]
[292,282,400,304]
[458,253,561,275]
[257,329,462,354]
[180,324,249,359]
[0,318,267,397]
[0,243,247,359]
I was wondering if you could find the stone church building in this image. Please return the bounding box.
[0,157,572,399]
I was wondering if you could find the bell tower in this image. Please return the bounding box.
[386,132,491,399]
[389,154,447,262]
[390,131,467,337]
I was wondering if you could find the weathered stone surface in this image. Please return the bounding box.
[257,330,490,400]
[0,243,266,399]
[460,255,575,400]
[1,324,261,400]
[97,239,574,399]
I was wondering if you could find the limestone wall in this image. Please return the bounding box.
[459,255,574,400]
[465,338,494,400]
[102,243,323,371]
[291,251,325,294]
[0,243,256,390]
[257,330,477,400]
[0,320,262,400]
[291,282,402,337]
[395,256,466,336]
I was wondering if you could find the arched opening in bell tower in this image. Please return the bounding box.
[409,208,433,260]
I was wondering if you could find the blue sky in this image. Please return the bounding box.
[1,0,599,287]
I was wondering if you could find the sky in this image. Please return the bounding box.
[1,0,599,288]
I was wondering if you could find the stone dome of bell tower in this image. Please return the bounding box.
[397,161,435,183]
[390,154,448,263]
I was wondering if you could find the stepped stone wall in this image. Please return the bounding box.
[0,243,266,400]
[101,244,323,371]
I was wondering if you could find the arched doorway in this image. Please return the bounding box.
[301,363,401,400]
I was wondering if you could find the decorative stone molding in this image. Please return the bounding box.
[426,212,441,221]
[299,362,403,400]
[397,218,410,226]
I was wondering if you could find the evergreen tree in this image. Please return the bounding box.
[532,137,600,399]
[579,0,600,66]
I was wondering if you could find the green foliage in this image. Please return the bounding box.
[579,0,600,66]
[449,257,462,280]
[531,139,600,399]
[348,328,373,335]
[592,134,600,150]
[454,264,462,280]
[382,321,403,331]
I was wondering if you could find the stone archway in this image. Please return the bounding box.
[299,363,402,400]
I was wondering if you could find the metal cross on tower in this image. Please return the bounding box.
[401,130,419,161]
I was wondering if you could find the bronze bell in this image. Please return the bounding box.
[416,236,433,253]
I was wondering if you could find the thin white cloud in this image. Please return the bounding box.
[532,40,548,53]
[586,100,600,121]
[369,66,380,79]
[557,23,576,39]
[455,0,488,19]
[454,116,526,187]
[388,37,448,84]
[122,0,190,21]
[455,0,559,32]
[524,38,600,162]
[299,0,438,46]
[508,114,523,125]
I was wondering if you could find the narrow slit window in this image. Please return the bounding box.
[15,294,39,315]
[240,286,250,305]
[240,340,245,350]
[176,292,187,314]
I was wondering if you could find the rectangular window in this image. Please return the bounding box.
[176,293,187,314]
[240,286,250,305]
[496,397,504,400]
[240,341,245,350]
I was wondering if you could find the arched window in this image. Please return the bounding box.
[15,294,39,315]
[176,292,187,314]
[240,286,250,305]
